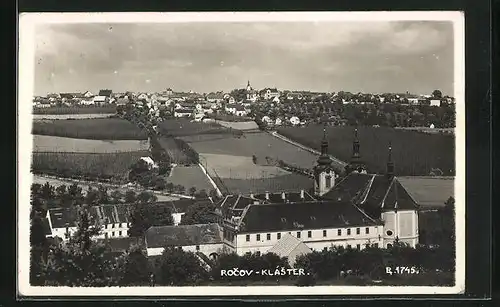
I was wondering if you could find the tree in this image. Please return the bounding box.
[44,205,118,286]
[154,247,208,286]
[40,182,55,200]
[194,189,208,199]
[97,185,110,204]
[116,244,151,286]
[432,90,443,99]
[67,183,84,206]
[188,187,197,196]
[128,193,159,237]
[180,201,217,225]
[110,190,124,204]
[124,190,137,203]
[166,182,175,193]
[85,187,99,206]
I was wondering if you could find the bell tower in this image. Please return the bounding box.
[314,125,336,197]
[346,127,367,174]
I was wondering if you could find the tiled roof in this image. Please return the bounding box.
[238,201,381,234]
[97,237,142,252]
[99,90,112,97]
[145,223,222,248]
[42,217,52,236]
[48,207,78,229]
[397,177,454,208]
[92,204,131,225]
[155,198,212,214]
[322,173,418,218]
[267,233,312,258]
[252,191,316,203]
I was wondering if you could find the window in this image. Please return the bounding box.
[266,233,271,241]
[387,243,393,248]
[386,230,393,236]
[347,229,351,235]
[246,234,250,242]
[119,231,122,236]
[296,232,301,239]
[104,224,107,229]
[356,244,361,250]
[373,243,379,248]
[256,251,261,256]
[323,230,327,237]
[196,245,200,251]
[277,233,281,240]
[112,231,115,237]
[337,229,342,236]
[256,234,261,241]
[112,224,115,228]
[356,228,360,235]
[323,247,328,252]
[347,244,351,249]
[308,231,312,238]
[325,175,331,188]
[365,227,370,234]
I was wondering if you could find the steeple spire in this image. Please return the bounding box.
[387,141,395,179]
[321,123,328,156]
[317,123,331,166]
[351,127,361,161]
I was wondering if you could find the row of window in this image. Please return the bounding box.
[246,243,381,256]
[104,223,129,229]
[245,227,372,242]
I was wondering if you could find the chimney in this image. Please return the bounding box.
[281,192,286,201]
[300,189,305,200]
[265,191,270,200]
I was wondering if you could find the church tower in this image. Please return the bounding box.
[346,127,367,174]
[314,126,336,197]
[246,80,252,92]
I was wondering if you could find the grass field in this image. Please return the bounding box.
[33,114,114,120]
[32,118,148,140]
[216,120,259,131]
[33,135,150,153]
[158,118,233,137]
[31,151,149,183]
[157,137,191,164]
[220,173,313,194]
[199,153,290,180]
[32,106,117,115]
[167,165,214,192]
[278,125,455,176]
[181,132,319,169]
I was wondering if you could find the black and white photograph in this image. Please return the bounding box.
[18,12,465,296]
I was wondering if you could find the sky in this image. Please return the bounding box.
[33,21,455,96]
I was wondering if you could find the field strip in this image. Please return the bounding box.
[269,131,348,167]
[197,163,223,197]
[31,174,195,201]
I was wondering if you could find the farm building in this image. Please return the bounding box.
[214,128,427,256]
[46,198,214,241]
[145,223,224,259]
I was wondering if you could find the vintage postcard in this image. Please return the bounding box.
[18,11,465,297]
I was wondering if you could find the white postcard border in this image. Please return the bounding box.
[18,11,466,297]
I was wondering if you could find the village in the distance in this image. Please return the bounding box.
[29,83,456,287]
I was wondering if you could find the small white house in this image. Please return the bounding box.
[140,156,158,169]
[430,99,441,107]
[289,116,300,126]
[93,96,107,104]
